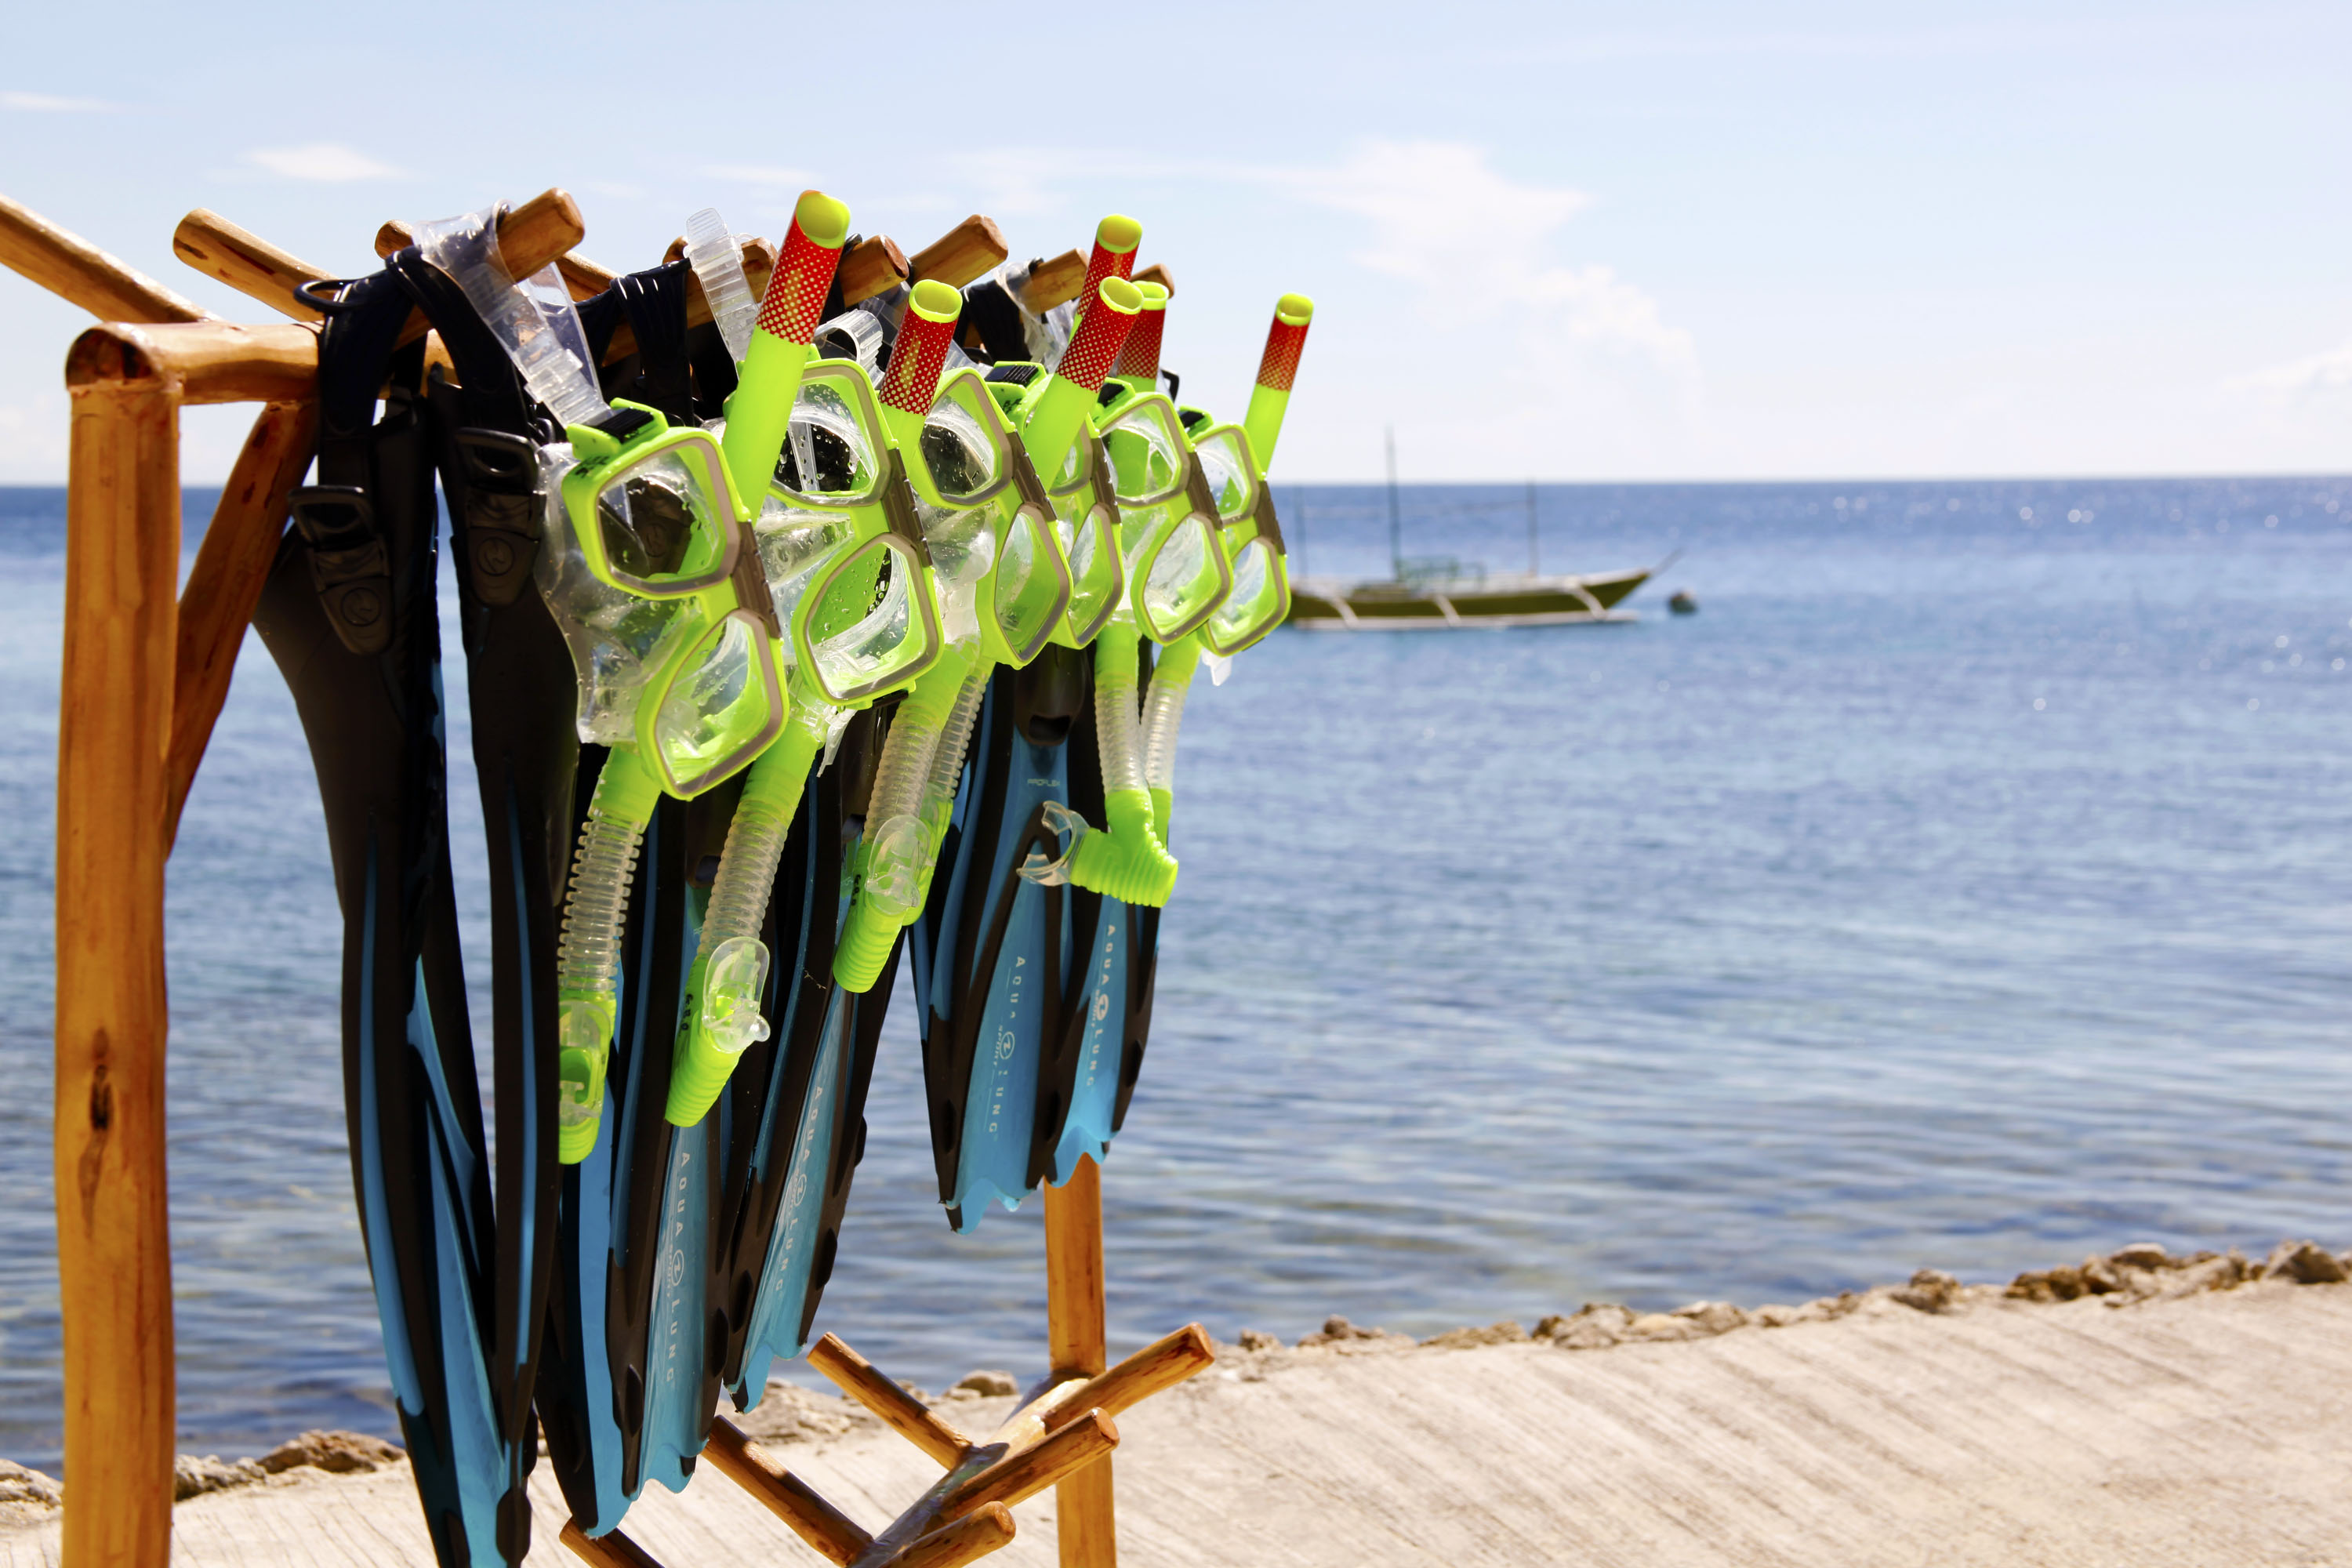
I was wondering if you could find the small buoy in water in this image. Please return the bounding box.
[1668,590,1697,615]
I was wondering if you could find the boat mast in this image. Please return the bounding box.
[1385,426,1403,580]
[1526,479,1540,576]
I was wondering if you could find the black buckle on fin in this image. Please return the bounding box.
[454,429,543,606]
[288,485,393,654]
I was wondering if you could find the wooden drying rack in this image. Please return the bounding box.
[3,187,1206,1568]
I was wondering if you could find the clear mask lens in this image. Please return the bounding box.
[1102,401,1187,506]
[1135,512,1232,643]
[591,443,736,595]
[1192,428,1259,524]
[920,399,1002,505]
[797,535,939,704]
[648,611,785,797]
[779,375,884,503]
[1203,536,1287,654]
[1046,436,1089,496]
[1060,502,1124,646]
[753,499,857,676]
[991,507,1073,666]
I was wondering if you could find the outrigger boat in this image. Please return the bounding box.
[1284,435,1664,630]
[1287,562,1653,630]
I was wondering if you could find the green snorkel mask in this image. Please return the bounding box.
[829,267,1148,993]
[662,281,972,1126]
[556,405,789,793]
[488,191,852,1162]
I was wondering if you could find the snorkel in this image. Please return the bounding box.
[662,278,968,1124]
[829,265,1145,993]
[1134,294,1312,840]
[1019,290,1310,904]
[496,191,850,1162]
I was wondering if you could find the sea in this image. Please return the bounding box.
[3,475,2349,1472]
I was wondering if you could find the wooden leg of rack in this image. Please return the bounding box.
[874,1503,1015,1568]
[1041,1323,1215,1432]
[56,375,181,1568]
[165,397,314,844]
[1044,1155,1113,1568]
[808,1333,975,1467]
[706,1416,877,1565]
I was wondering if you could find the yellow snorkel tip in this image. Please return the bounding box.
[1096,214,1143,255]
[1134,281,1170,310]
[1098,276,1145,314]
[908,277,962,323]
[793,190,852,250]
[1276,292,1314,326]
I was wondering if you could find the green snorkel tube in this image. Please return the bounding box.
[539,191,853,1162]
[1132,293,1312,845]
[662,278,969,1124]
[829,270,1145,993]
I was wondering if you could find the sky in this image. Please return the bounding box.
[2,0,2347,484]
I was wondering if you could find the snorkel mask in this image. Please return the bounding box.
[473,191,851,1161]
[662,281,975,1127]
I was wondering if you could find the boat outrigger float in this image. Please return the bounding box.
[1286,564,1654,630]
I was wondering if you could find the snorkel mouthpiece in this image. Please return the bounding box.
[1244,292,1313,470]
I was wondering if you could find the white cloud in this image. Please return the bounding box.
[2224,339,2352,405]
[2,90,111,111]
[242,143,404,183]
[1302,140,1695,381]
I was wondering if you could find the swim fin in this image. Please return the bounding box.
[718,707,893,1405]
[910,639,1157,1232]
[249,265,510,1566]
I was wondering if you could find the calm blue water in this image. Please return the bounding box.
[4,477,2350,1472]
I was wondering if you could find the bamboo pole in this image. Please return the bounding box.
[1021,249,1088,311]
[165,399,314,842]
[1044,1156,1115,1568]
[0,193,210,323]
[808,1334,975,1467]
[68,321,317,406]
[839,234,911,307]
[174,190,583,345]
[705,1417,876,1566]
[171,209,325,320]
[56,354,183,1568]
[907,216,1009,290]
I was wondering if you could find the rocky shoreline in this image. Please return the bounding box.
[6,1236,2345,1527]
